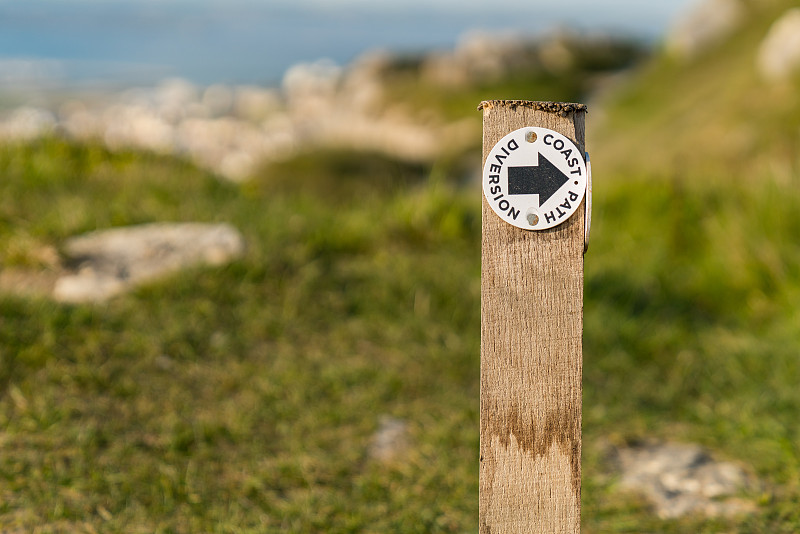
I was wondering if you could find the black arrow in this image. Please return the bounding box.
[507,153,568,206]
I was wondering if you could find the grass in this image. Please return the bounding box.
[591,0,800,178]
[2,134,800,532]
[0,139,482,532]
[2,4,800,529]
[583,173,800,532]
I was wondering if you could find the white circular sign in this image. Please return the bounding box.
[483,127,587,230]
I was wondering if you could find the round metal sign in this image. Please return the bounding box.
[482,127,587,230]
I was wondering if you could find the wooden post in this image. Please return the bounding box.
[479,100,586,533]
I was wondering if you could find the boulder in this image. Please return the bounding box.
[53,222,245,303]
[666,0,745,59]
[0,107,56,140]
[757,8,800,81]
[613,441,755,519]
[368,416,410,463]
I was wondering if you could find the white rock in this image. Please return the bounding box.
[0,39,500,181]
[307,112,446,162]
[757,8,800,81]
[102,104,175,153]
[340,64,384,113]
[283,59,341,97]
[666,0,745,59]
[202,84,234,117]
[53,222,245,303]
[282,59,342,117]
[539,37,574,73]
[368,416,409,462]
[421,51,470,87]
[614,441,754,519]
[455,30,523,80]
[154,78,200,109]
[59,100,103,139]
[233,86,281,122]
[219,150,257,182]
[54,273,127,303]
[0,107,56,140]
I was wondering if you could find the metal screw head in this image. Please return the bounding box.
[526,209,539,226]
[525,131,537,143]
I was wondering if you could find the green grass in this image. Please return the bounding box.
[583,173,800,532]
[2,8,800,529]
[2,131,800,532]
[592,0,800,177]
[0,139,482,532]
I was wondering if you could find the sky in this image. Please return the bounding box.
[0,0,700,88]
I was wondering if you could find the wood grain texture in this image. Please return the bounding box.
[480,100,585,534]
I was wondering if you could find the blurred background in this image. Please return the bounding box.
[1,0,800,531]
[0,0,689,87]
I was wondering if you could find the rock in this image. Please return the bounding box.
[101,104,174,153]
[202,84,234,117]
[53,273,127,303]
[0,31,633,181]
[0,107,56,140]
[538,35,575,74]
[53,222,245,303]
[154,78,200,109]
[368,416,409,463]
[340,52,387,114]
[421,30,526,87]
[282,59,342,117]
[666,0,745,59]
[153,78,201,122]
[59,100,104,139]
[613,441,756,519]
[175,116,268,180]
[233,85,280,122]
[757,8,800,81]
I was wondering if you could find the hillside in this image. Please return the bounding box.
[0,2,800,532]
[592,0,800,179]
[580,1,800,530]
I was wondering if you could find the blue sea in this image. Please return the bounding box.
[0,1,695,89]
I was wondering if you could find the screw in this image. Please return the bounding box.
[525,131,537,143]
[527,212,539,226]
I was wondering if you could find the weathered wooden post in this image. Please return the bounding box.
[479,100,587,533]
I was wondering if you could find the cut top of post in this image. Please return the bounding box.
[478,100,588,117]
